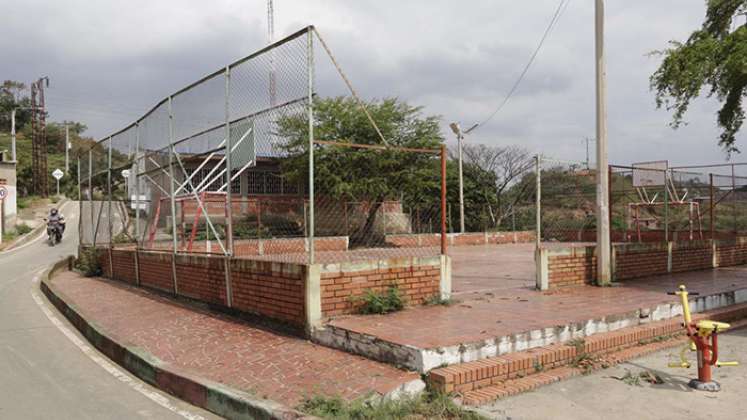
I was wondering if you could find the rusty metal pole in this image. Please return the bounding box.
[440,144,447,256]
[710,173,715,240]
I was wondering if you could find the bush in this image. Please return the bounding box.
[357,286,404,315]
[75,247,102,277]
[15,223,32,235]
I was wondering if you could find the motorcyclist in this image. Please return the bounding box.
[48,208,66,235]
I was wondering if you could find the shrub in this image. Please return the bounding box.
[75,247,102,277]
[357,286,404,315]
[15,223,32,235]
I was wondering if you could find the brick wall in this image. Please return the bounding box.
[111,249,137,285]
[546,247,596,288]
[148,236,348,257]
[137,251,175,293]
[385,231,535,248]
[319,257,441,317]
[230,259,306,327]
[671,241,713,273]
[615,243,669,280]
[542,238,747,288]
[716,239,747,267]
[174,254,228,306]
[98,249,112,278]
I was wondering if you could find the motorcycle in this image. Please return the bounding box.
[45,219,63,246]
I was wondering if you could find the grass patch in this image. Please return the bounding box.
[15,223,32,235]
[357,286,404,315]
[300,391,486,419]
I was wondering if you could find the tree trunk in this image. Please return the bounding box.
[351,199,384,247]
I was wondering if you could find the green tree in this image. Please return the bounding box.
[0,80,31,130]
[650,0,747,154]
[277,96,443,244]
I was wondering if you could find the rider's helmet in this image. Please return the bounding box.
[50,208,58,216]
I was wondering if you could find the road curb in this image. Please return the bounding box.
[1,199,71,251]
[40,258,315,420]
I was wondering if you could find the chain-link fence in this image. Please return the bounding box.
[537,156,597,244]
[77,26,450,264]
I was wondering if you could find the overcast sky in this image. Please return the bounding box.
[1,0,744,166]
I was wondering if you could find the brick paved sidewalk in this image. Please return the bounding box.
[328,266,747,350]
[49,271,420,408]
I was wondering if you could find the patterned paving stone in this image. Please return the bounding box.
[51,271,418,407]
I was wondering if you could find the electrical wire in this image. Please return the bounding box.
[469,0,570,134]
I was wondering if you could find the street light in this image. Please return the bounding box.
[449,122,479,234]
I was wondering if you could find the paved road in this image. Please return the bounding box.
[0,201,217,419]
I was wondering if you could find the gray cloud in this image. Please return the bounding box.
[0,0,742,166]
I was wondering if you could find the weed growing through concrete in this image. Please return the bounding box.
[612,369,665,386]
[533,360,544,373]
[356,286,405,315]
[425,295,457,307]
[300,390,487,419]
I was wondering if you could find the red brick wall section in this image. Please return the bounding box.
[137,251,175,293]
[671,241,713,273]
[716,239,747,267]
[546,247,596,288]
[98,249,112,278]
[110,249,137,285]
[320,260,441,317]
[615,243,669,280]
[229,259,306,328]
[174,254,228,306]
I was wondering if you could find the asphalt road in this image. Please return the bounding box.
[0,201,218,420]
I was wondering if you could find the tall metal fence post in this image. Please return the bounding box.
[134,123,140,246]
[535,154,541,251]
[167,96,179,295]
[732,164,737,235]
[223,66,234,307]
[88,149,93,244]
[77,157,82,249]
[664,171,669,242]
[107,136,113,246]
[710,173,715,240]
[307,27,315,264]
[440,144,447,256]
[224,66,234,256]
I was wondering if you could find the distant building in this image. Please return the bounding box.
[0,151,18,230]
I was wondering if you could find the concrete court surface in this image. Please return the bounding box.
[0,201,217,419]
[476,327,747,420]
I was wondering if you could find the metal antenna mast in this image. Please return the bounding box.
[31,77,50,197]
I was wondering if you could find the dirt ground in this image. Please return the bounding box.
[475,327,747,420]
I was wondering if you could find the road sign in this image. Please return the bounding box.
[121,169,131,178]
[0,186,7,200]
[52,168,64,180]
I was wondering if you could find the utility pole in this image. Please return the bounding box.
[595,0,611,286]
[449,122,479,233]
[65,123,70,173]
[10,109,16,162]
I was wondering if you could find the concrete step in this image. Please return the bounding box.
[427,302,747,405]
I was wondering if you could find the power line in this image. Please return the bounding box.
[469,0,570,134]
